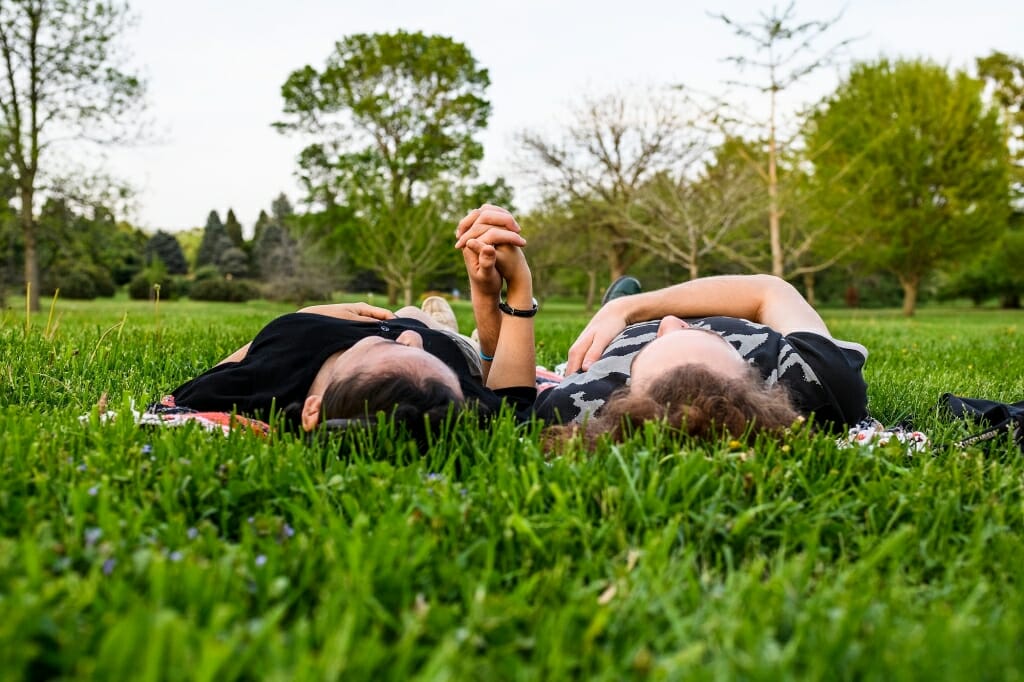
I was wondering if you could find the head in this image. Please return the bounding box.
[544,363,799,450]
[629,315,750,391]
[298,329,465,434]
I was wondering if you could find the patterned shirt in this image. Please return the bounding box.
[534,316,868,429]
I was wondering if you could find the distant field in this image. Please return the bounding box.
[1,297,1023,679]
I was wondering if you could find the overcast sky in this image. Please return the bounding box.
[102,0,1023,234]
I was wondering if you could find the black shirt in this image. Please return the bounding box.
[534,317,868,429]
[171,312,535,419]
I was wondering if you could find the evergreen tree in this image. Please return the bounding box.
[144,231,188,275]
[252,209,272,244]
[271,193,294,224]
[224,208,244,247]
[195,210,229,268]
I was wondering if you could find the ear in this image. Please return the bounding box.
[301,394,323,432]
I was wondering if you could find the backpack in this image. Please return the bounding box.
[939,393,1024,451]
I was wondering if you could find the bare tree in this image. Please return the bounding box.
[623,136,767,280]
[704,2,857,281]
[518,91,696,281]
[0,0,144,310]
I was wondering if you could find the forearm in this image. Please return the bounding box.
[610,275,776,323]
[613,274,828,335]
[485,275,536,391]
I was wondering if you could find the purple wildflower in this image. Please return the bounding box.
[255,554,267,567]
[187,527,199,540]
[84,527,102,547]
[102,558,117,576]
[141,444,153,455]
[76,463,87,472]
[282,523,295,539]
[87,485,99,497]
[168,550,183,562]
[426,473,444,482]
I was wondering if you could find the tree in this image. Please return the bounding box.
[144,231,188,275]
[195,210,230,269]
[0,0,145,310]
[976,51,1024,198]
[224,208,244,247]
[806,59,1011,315]
[275,31,490,304]
[518,91,695,280]
[624,137,765,281]
[704,2,855,279]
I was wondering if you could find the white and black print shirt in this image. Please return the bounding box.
[534,316,869,429]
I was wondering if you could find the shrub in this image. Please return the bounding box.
[189,277,258,302]
[259,276,331,305]
[128,265,181,301]
[41,263,117,300]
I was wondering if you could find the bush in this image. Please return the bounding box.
[128,269,181,301]
[42,263,117,300]
[189,277,258,302]
[193,265,221,282]
[259,276,331,305]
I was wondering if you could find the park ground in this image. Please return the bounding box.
[1,297,1023,680]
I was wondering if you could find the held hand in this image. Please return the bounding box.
[455,204,523,250]
[564,300,630,374]
[462,237,503,298]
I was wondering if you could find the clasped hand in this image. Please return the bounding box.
[455,204,529,296]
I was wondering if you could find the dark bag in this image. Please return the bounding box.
[939,393,1024,451]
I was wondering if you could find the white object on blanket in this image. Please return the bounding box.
[838,418,928,454]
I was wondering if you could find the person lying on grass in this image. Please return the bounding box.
[167,205,536,437]
[535,274,869,446]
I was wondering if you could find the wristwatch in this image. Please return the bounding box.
[498,296,539,318]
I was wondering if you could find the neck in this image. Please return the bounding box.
[308,349,344,397]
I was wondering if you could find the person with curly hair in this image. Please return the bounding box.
[537,274,868,445]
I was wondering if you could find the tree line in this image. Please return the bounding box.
[1,3,1021,314]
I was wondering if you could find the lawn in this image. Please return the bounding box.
[1,297,1023,680]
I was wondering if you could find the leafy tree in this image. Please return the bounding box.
[0,0,145,310]
[224,209,244,247]
[977,51,1024,198]
[144,231,188,275]
[806,59,1011,315]
[275,31,491,304]
[196,210,230,269]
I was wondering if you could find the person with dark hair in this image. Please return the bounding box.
[167,205,538,435]
[536,274,869,445]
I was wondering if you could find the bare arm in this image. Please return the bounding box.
[567,275,829,373]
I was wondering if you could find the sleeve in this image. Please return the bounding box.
[784,331,869,428]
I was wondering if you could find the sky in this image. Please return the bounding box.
[100,0,1024,234]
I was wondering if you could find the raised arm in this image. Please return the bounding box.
[457,205,535,390]
[566,274,829,373]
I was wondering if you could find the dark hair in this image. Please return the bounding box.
[309,368,463,445]
[544,364,799,450]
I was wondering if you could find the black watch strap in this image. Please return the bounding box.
[498,297,539,318]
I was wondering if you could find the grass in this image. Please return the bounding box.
[1,297,1023,680]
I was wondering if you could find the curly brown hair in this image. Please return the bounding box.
[544,364,799,450]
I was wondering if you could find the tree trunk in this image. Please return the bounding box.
[386,282,398,307]
[1001,293,1021,309]
[899,274,920,317]
[585,269,597,312]
[20,186,40,312]
[402,280,413,307]
[802,272,816,307]
[768,87,783,278]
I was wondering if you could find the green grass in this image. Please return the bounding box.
[1,298,1023,680]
